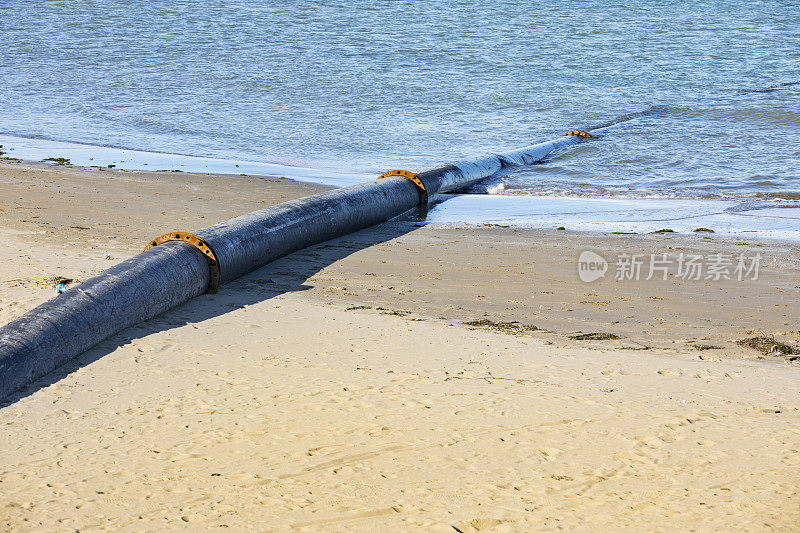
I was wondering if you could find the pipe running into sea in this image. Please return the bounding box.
[0,134,586,400]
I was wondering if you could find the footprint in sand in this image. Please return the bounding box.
[632,435,664,448]
[601,368,640,376]
[452,518,505,532]
[538,447,563,459]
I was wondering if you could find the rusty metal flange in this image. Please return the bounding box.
[143,232,221,293]
[378,169,428,204]
[564,130,596,139]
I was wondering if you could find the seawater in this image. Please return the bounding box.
[1,1,799,200]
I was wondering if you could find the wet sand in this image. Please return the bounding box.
[1,161,799,531]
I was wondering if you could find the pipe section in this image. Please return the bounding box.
[0,134,587,400]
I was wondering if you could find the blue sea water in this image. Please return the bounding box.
[1,1,799,199]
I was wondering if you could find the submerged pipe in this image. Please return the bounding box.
[0,133,589,399]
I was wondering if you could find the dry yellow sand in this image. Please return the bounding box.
[1,161,799,531]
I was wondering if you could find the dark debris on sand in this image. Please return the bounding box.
[463,319,540,335]
[45,276,73,286]
[569,332,621,341]
[736,336,798,360]
[691,344,725,351]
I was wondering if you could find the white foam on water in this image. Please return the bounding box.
[426,195,800,242]
[486,183,506,195]
[0,135,368,187]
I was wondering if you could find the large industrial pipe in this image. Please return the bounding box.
[0,133,589,400]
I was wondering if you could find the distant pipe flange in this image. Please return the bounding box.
[564,130,596,139]
[143,232,221,293]
[378,169,428,204]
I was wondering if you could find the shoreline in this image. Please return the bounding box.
[429,194,800,243]
[0,134,368,187]
[4,134,800,242]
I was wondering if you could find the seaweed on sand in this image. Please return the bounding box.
[463,319,540,335]
[736,336,797,357]
[43,157,70,165]
[569,332,621,341]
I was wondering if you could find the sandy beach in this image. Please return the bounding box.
[1,160,799,531]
